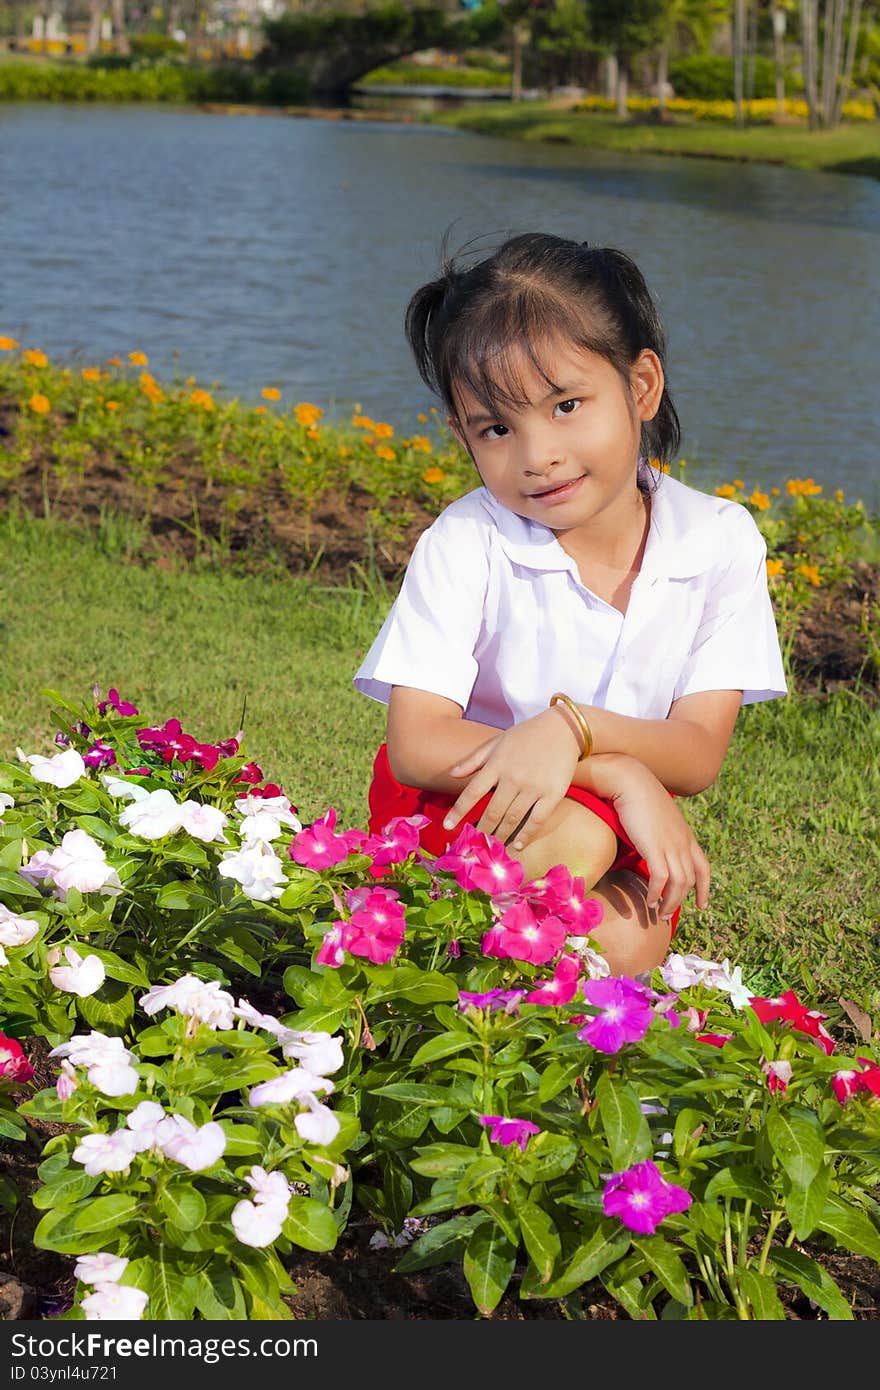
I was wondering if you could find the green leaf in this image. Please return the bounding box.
[409,1144,475,1179]
[282,964,323,1006]
[74,815,119,844]
[738,1268,786,1320]
[768,1247,853,1320]
[158,1183,207,1233]
[155,880,215,911]
[148,1249,199,1319]
[33,1205,112,1255]
[536,1056,584,1103]
[394,1214,485,1273]
[600,1271,657,1320]
[73,1194,140,1235]
[595,1072,651,1171]
[32,1170,100,1210]
[278,879,321,910]
[631,1235,693,1307]
[195,1265,248,1320]
[77,979,134,1032]
[0,1110,29,1141]
[463,1223,517,1316]
[518,1202,561,1285]
[284,1198,339,1252]
[518,1131,578,1183]
[530,1222,632,1299]
[373,1082,459,1108]
[672,1106,709,1160]
[410,1032,475,1067]
[365,967,458,1006]
[817,1192,880,1262]
[704,1165,774,1206]
[82,947,151,988]
[0,869,43,900]
[765,1104,824,1188]
[784,1163,832,1241]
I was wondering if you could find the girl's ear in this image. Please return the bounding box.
[447,413,472,455]
[631,349,665,423]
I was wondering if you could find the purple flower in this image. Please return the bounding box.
[602,1160,692,1234]
[96,687,140,717]
[458,988,526,1015]
[479,1115,541,1152]
[577,977,655,1054]
[83,740,117,770]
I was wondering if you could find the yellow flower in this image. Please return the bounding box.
[373,421,394,439]
[748,489,771,511]
[422,466,446,484]
[185,375,196,386]
[254,405,268,415]
[189,388,215,411]
[417,413,428,423]
[306,427,320,440]
[835,489,845,504]
[105,401,120,412]
[766,558,784,579]
[375,445,396,462]
[81,367,102,382]
[29,392,50,414]
[786,477,823,497]
[411,435,432,453]
[139,371,163,403]
[715,484,737,499]
[771,487,780,497]
[106,355,123,367]
[23,349,48,368]
[732,479,744,489]
[352,413,376,431]
[295,402,324,427]
[128,350,149,367]
[261,386,282,402]
[797,563,822,587]
[339,446,352,457]
[0,336,18,351]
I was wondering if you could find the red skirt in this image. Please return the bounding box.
[367,743,679,935]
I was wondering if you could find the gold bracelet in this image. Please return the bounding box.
[549,692,593,760]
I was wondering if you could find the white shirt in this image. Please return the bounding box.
[354,472,787,726]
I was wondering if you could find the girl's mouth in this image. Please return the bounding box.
[527,475,585,505]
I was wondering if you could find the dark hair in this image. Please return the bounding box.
[405,230,680,467]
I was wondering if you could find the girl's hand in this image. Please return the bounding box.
[441,710,581,848]
[609,762,711,920]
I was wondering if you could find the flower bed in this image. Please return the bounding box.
[1,686,879,1320]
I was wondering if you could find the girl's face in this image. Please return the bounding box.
[449,338,663,546]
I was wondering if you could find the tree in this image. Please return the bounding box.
[590,0,669,116]
[653,0,728,117]
[800,0,865,128]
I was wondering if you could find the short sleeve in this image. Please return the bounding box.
[673,505,787,706]
[353,502,489,709]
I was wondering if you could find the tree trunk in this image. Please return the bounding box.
[800,0,819,129]
[110,0,129,56]
[511,19,527,102]
[657,41,668,118]
[820,0,836,126]
[87,0,102,55]
[833,0,863,125]
[616,63,628,120]
[772,5,787,118]
[733,0,746,128]
[745,0,758,103]
[604,51,617,101]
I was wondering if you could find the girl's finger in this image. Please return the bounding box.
[659,858,693,920]
[449,738,497,778]
[442,774,495,831]
[491,792,535,849]
[644,855,668,913]
[694,850,711,910]
[475,787,519,840]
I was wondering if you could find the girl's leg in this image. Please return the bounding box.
[509,800,672,977]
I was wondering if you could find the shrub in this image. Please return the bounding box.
[669,53,801,101]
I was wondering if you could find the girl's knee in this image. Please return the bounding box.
[586,869,673,977]
[511,799,618,885]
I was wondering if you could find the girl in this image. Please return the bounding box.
[354,232,786,976]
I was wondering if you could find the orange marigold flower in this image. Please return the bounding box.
[189,388,215,411]
[797,563,822,587]
[295,402,324,427]
[373,421,394,439]
[261,386,282,401]
[139,371,163,403]
[732,478,744,489]
[128,350,149,367]
[835,488,845,504]
[715,484,737,499]
[0,336,19,351]
[411,435,432,453]
[766,558,784,578]
[786,477,823,497]
[749,490,771,510]
[185,375,196,386]
[106,355,123,367]
[771,487,780,496]
[422,466,446,484]
[29,392,50,414]
[306,427,320,440]
[352,413,376,431]
[23,349,48,368]
[105,401,120,412]
[81,367,102,382]
[416,413,428,423]
[375,445,396,462]
[255,405,268,414]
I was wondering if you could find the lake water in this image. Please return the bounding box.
[2,102,878,500]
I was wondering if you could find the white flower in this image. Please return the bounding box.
[18,747,85,788]
[49,945,106,998]
[0,905,40,949]
[248,1067,334,1108]
[118,788,184,840]
[0,793,14,817]
[659,952,717,991]
[56,1060,78,1100]
[155,1115,226,1171]
[294,1099,340,1147]
[125,1101,167,1152]
[565,937,611,978]
[81,1284,149,1320]
[281,1031,345,1078]
[21,828,122,901]
[139,975,236,1031]
[245,1165,292,1208]
[702,958,752,1010]
[231,1199,286,1248]
[86,1057,140,1097]
[218,841,286,902]
[72,1130,138,1176]
[101,774,150,803]
[74,1253,129,1285]
[235,793,301,835]
[233,998,294,1040]
[49,1031,138,1096]
[179,800,229,844]
[0,945,6,968]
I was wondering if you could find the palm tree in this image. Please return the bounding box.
[654,0,728,118]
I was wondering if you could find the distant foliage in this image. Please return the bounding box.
[669,53,800,101]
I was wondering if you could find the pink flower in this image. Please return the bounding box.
[458,988,526,1014]
[479,1115,541,1152]
[762,1058,793,1095]
[289,808,365,870]
[832,1059,880,1104]
[345,887,407,965]
[315,924,348,968]
[524,865,604,933]
[0,1033,35,1084]
[602,1160,692,1234]
[361,815,430,868]
[482,899,567,966]
[525,953,582,1006]
[435,825,519,895]
[577,977,655,1054]
[83,740,117,770]
[96,687,139,717]
[748,991,835,1056]
[234,762,264,785]
[697,1032,734,1048]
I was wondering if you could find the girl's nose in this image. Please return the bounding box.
[520,427,562,476]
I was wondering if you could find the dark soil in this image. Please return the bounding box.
[2,441,878,702]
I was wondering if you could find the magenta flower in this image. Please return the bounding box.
[749,991,835,1056]
[234,762,264,785]
[0,1033,35,1085]
[479,1115,541,1152]
[83,739,117,770]
[697,1032,734,1048]
[463,837,524,897]
[524,865,604,933]
[761,1059,793,1095]
[525,953,582,1006]
[344,887,407,965]
[482,900,567,966]
[361,815,430,868]
[577,977,655,1054]
[315,924,348,969]
[602,1160,692,1234]
[458,988,527,1014]
[96,687,139,717]
[831,1059,880,1104]
[289,808,365,870]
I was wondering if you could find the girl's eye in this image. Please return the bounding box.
[554,398,580,416]
[481,423,509,440]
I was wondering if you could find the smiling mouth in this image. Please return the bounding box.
[527,475,585,501]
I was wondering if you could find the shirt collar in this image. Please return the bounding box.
[482,472,719,581]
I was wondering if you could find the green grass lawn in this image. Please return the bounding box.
[431,102,880,178]
[2,508,878,1018]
